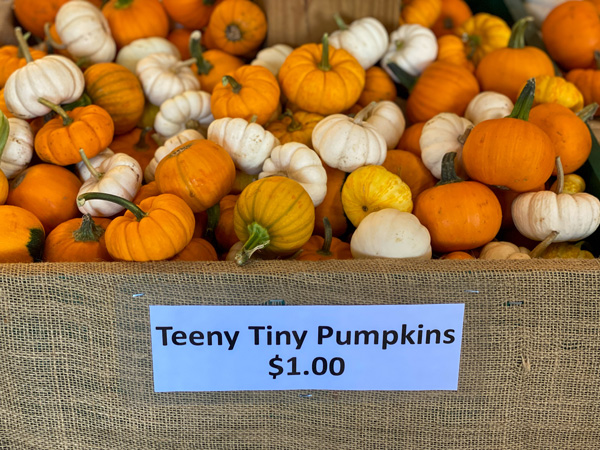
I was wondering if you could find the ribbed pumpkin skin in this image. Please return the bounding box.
[233,176,315,254]
[171,237,218,261]
[267,111,323,148]
[102,0,169,48]
[313,164,347,238]
[357,67,397,107]
[296,236,352,261]
[207,0,267,55]
[400,0,442,28]
[13,0,69,38]
[43,216,113,262]
[84,63,145,135]
[0,46,47,89]
[155,139,236,213]
[0,205,45,262]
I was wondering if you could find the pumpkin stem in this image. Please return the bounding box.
[114,0,135,9]
[317,217,333,256]
[43,22,67,51]
[283,109,303,132]
[386,62,417,92]
[225,24,243,43]
[508,16,533,49]
[77,192,148,222]
[508,78,535,121]
[437,152,463,186]
[353,101,377,124]
[553,156,564,195]
[78,148,104,181]
[317,33,331,72]
[529,230,560,258]
[333,13,349,31]
[204,203,220,244]
[457,126,473,145]
[37,98,73,126]
[16,31,31,58]
[462,33,481,61]
[173,58,197,72]
[185,119,202,131]
[443,17,454,30]
[62,93,92,112]
[134,127,151,151]
[222,75,242,94]
[235,222,270,266]
[249,114,258,123]
[576,103,599,122]
[190,30,213,75]
[14,27,33,63]
[72,214,105,242]
[0,111,9,161]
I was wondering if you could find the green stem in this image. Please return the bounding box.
[204,203,220,245]
[114,0,134,9]
[283,109,302,132]
[173,58,197,71]
[317,33,331,72]
[43,22,67,51]
[333,13,349,31]
[37,98,73,126]
[14,27,33,63]
[77,192,148,221]
[223,75,242,94]
[436,152,463,186]
[0,111,9,161]
[508,78,535,121]
[190,30,214,75]
[78,148,103,181]
[595,51,600,70]
[62,93,92,112]
[508,16,533,49]
[577,103,599,122]
[235,222,270,266]
[317,217,333,256]
[136,127,151,151]
[72,214,105,242]
[386,62,417,92]
[16,31,31,58]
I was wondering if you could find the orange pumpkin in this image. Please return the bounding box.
[167,28,193,60]
[155,139,236,212]
[171,237,218,261]
[357,67,397,107]
[211,65,280,125]
[84,62,145,135]
[314,164,347,238]
[0,170,8,205]
[266,109,323,148]
[109,127,158,172]
[34,102,114,166]
[7,163,82,233]
[162,0,223,30]
[215,194,239,252]
[0,43,46,89]
[296,218,352,261]
[278,34,365,116]
[13,0,69,38]
[431,0,472,37]
[436,35,475,73]
[43,214,112,262]
[0,89,14,119]
[397,122,425,156]
[102,0,169,48]
[383,150,437,199]
[439,251,476,260]
[0,204,45,262]
[399,0,442,28]
[413,152,502,252]
[207,0,267,56]
[133,180,160,205]
[565,54,600,115]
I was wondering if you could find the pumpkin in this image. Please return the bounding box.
[341,165,413,227]
[396,122,425,156]
[75,147,113,181]
[382,24,438,80]
[358,101,406,149]
[399,0,442,28]
[439,251,476,260]
[102,0,169,48]
[464,91,513,125]
[329,15,389,70]
[250,44,293,77]
[207,0,267,56]
[528,102,592,175]
[542,1,600,71]
[162,0,222,30]
[34,101,114,166]
[144,129,204,183]
[171,237,218,261]
[167,28,193,60]
[521,75,585,112]
[479,241,531,260]
[0,113,33,179]
[266,109,323,148]
[312,103,387,172]
[462,79,555,192]
[0,204,45,262]
[233,176,315,265]
[211,65,280,125]
[109,127,158,173]
[431,0,472,37]
[539,241,595,259]
[314,164,347,238]
[413,152,502,252]
[296,218,352,261]
[278,33,365,116]
[419,112,472,179]
[524,0,568,26]
[154,90,214,138]
[382,150,437,199]
[155,139,236,212]
[7,163,82,233]
[550,173,586,195]
[259,142,327,207]
[133,180,160,205]
[357,66,397,107]
[207,116,279,175]
[455,13,511,66]
[491,184,545,229]
[77,192,195,261]
[116,37,180,73]
[350,208,432,259]
[0,88,13,119]
[13,0,69,39]
[0,30,46,89]
[43,214,112,262]
[215,194,239,252]
[436,34,474,72]
[475,17,555,102]
[566,53,600,115]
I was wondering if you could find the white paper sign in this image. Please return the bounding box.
[149,304,465,392]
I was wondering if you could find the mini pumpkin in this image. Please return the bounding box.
[0,204,45,262]
[296,218,352,261]
[43,214,112,262]
[382,24,438,79]
[102,0,169,48]
[0,113,33,179]
[329,15,389,70]
[266,109,323,149]
[154,90,214,138]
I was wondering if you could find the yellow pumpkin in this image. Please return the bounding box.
[455,13,511,66]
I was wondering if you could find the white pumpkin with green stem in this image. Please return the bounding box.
[75,148,115,182]
[154,90,214,138]
[465,91,514,125]
[381,24,437,81]
[259,142,327,207]
[77,149,142,217]
[328,15,389,69]
[312,102,387,172]
[250,44,293,76]
[116,37,180,73]
[144,129,204,183]
[0,111,33,179]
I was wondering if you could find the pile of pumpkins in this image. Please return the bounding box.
[1,0,600,264]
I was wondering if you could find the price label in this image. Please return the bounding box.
[149,304,465,392]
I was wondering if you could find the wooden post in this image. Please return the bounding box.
[0,0,16,46]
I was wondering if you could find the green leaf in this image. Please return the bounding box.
[0,110,9,160]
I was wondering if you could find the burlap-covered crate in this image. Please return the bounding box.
[2,259,600,449]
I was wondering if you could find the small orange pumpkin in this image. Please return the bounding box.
[566,53,600,114]
[436,35,475,72]
[13,0,69,39]
[314,164,347,238]
[431,0,472,37]
[296,218,352,261]
[167,28,193,60]
[109,127,158,173]
[171,237,218,261]
[396,122,425,156]
[215,194,240,252]
[266,109,323,148]
[162,0,223,30]
[439,251,476,260]
[357,67,397,107]
[382,150,437,199]
[102,0,169,48]
[0,204,45,262]
[399,0,442,28]
[0,41,46,89]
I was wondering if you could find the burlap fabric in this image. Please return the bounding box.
[1,259,600,449]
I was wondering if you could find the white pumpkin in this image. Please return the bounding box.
[136,53,200,107]
[250,44,293,76]
[4,55,85,119]
[479,241,531,260]
[78,151,143,217]
[381,24,437,80]
[259,142,327,207]
[350,209,432,259]
[207,117,279,175]
[328,16,389,69]
[75,148,115,182]
[0,117,33,179]
[465,91,514,125]
[55,0,116,64]
[116,37,181,73]
[524,0,569,26]
[312,105,387,173]
[359,100,405,149]
[154,90,214,138]
[420,112,473,179]
[144,129,205,183]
